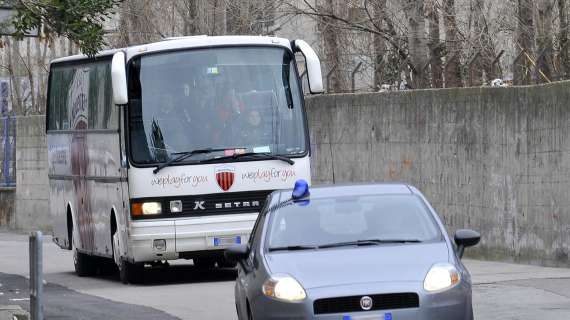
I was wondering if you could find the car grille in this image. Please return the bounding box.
[131,190,273,219]
[313,292,419,315]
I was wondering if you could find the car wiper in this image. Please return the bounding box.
[201,152,295,165]
[268,245,317,252]
[318,239,422,249]
[153,147,243,174]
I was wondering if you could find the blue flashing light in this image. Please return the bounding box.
[342,316,352,320]
[292,179,310,200]
[385,313,392,320]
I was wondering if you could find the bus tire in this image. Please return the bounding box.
[74,246,95,277]
[72,228,95,277]
[119,259,143,284]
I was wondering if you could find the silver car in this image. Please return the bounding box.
[225,182,480,320]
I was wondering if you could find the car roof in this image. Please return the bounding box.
[276,183,414,201]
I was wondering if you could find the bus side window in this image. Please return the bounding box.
[128,99,152,162]
[48,67,73,131]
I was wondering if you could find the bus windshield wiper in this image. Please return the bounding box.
[153,147,243,174]
[268,245,317,252]
[201,152,295,165]
[318,239,422,249]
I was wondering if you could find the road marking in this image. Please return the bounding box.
[9,298,29,301]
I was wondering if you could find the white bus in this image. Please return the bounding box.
[47,36,323,283]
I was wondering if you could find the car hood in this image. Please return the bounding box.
[265,242,450,290]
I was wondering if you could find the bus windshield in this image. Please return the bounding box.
[127,46,307,165]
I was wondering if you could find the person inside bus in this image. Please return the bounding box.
[207,84,245,147]
[151,93,191,153]
[241,108,273,148]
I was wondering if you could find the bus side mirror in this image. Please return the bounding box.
[293,40,324,94]
[111,52,128,105]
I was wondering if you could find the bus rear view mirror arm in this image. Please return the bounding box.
[293,40,324,94]
[112,51,128,105]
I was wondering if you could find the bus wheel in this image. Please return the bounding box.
[73,232,95,276]
[119,259,143,284]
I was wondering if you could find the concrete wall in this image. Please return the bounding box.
[306,82,570,267]
[14,115,50,232]
[6,82,570,266]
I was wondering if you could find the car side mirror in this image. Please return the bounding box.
[224,244,249,264]
[454,229,480,259]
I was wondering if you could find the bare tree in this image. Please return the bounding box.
[316,0,348,92]
[442,0,462,87]
[174,0,200,36]
[403,0,429,88]
[116,0,163,47]
[472,0,498,80]
[536,0,555,81]
[370,0,387,89]
[426,0,443,88]
[515,0,535,84]
[558,0,569,78]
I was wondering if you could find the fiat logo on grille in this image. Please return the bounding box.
[360,296,373,311]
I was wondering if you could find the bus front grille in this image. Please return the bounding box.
[131,190,273,219]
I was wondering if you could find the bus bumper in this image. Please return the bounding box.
[128,213,258,263]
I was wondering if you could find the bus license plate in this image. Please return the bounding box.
[213,236,241,247]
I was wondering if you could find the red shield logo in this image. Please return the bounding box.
[215,167,235,191]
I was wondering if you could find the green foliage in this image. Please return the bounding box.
[11,0,123,57]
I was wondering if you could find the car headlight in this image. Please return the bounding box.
[423,263,461,292]
[262,274,306,302]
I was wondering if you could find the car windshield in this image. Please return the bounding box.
[127,46,306,164]
[267,194,442,250]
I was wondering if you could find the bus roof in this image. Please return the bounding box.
[50,35,293,65]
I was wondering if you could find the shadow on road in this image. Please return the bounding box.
[65,260,238,286]
[137,264,237,286]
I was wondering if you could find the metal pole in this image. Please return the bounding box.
[326,65,337,93]
[351,62,363,93]
[30,231,43,320]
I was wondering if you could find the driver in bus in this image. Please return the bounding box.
[153,93,190,152]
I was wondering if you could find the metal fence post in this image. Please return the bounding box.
[351,62,363,93]
[30,231,43,320]
[325,65,337,93]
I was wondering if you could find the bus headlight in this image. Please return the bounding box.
[423,263,460,292]
[262,274,306,302]
[131,202,162,216]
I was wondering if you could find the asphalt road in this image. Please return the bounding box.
[0,232,569,319]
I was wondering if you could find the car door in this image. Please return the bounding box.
[237,201,269,318]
